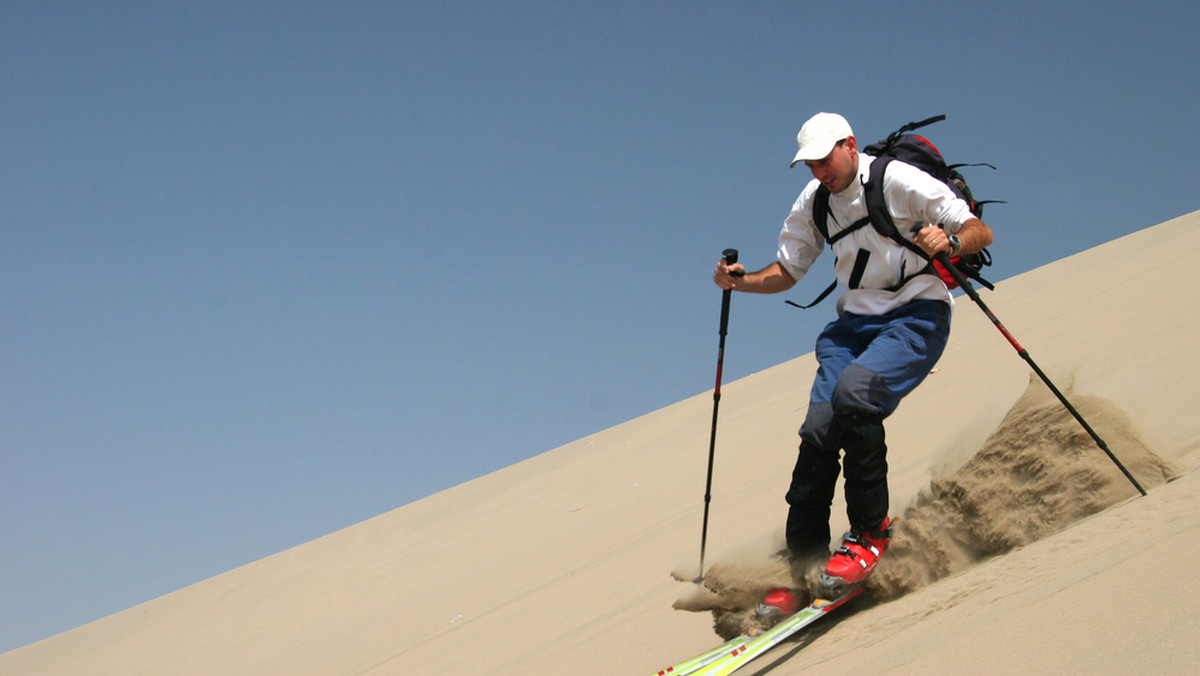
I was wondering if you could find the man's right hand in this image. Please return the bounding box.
[713,259,746,290]
[713,260,798,295]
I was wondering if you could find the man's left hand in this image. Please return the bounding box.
[916,225,951,257]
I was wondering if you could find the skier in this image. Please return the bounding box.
[712,112,993,594]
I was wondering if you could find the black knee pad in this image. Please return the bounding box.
[831,363,888,419]
[798,401,836,449]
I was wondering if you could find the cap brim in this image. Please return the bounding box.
[790,140,837,167]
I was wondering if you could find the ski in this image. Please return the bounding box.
[671,584,864,676]
[652,631,759,676]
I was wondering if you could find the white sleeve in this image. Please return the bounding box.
[776,184,826,282]
[882,161,975,234]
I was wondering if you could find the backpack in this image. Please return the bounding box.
[789,115,999,309]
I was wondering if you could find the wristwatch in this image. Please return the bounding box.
[947,234,962,256]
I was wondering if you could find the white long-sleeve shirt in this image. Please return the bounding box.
[778,153,975,316]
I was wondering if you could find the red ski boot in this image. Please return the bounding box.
[755,588,801,627]
[819,517,894,597]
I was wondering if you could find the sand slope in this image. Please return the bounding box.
[4,210,1199,675]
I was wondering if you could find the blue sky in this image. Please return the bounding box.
[3,0,1198,653]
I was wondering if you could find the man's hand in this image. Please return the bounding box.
[921,218,993,258]
[916,225,953,257]
[712,260,797,294]
[713,259,746,290]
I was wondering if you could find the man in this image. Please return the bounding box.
[712,112,993,593]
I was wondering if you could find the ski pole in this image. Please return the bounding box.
[696,248,740,583]
[934,252,1146,496]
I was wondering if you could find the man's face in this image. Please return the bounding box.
[804,137,858,194]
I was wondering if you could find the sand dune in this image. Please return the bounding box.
[4,211,1199,674]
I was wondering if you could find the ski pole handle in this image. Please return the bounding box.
[722,248,744,278]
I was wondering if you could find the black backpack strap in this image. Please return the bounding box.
[812,186,831,240]
[814,184,874,246]
[864,156,937,265]
[788,186,840,310]
[785,280,838,309]
[893,114,946,138]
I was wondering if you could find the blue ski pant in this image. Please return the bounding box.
[785,299,950,556]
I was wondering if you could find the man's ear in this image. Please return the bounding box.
[843,135,858,153]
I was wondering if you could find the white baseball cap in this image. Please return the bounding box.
[790,112,854,167]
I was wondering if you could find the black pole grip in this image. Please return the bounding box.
[722,248,744,278]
